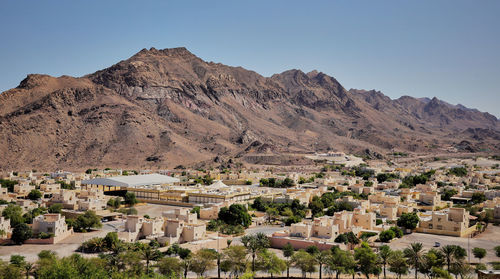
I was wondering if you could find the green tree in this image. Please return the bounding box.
[219,204,252,228]
[75,211,102,232]
[11,223,32,244]
[23,262,34,279]
[440,245,466,271]
[266,207,279,224]
[10,255,26,268]
[378,245,392,279]
[0,261,22,279]
[390,226,404,238]
[38,250,57,260]
[292,250,317,278]
[256,248,286,278]
[241,232,270,272]
[309,197,325,217]
[283,243,295,279]
[419,248,444,278]
[252,197,267,212]
[2,204,24,227]
[190,249,217,278]
[28,189,42,200]
[0,179,18,192]
[404,242,424,279]
[326,248,356,279]
[190,206,201,218]
[354,242,380,279]
[495,246,500,257]
[389,250,409,279]
[471,192,486,204]
[379,230,396,243]
[222,245,247,278]
[397,212,420,231]
[157,257,182,278]
[472,247,486,263]
[48,204,63,213]
[346,232,360,250]
[314,250,331,279]
[124,192,137,206]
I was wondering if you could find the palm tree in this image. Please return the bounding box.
[404,242,424,279]
[241,232,270,272]
[441,245,456,271]
[140,244,161,274]
[315,250,331,279]
[24,262,34,279]
[378,245,392,279]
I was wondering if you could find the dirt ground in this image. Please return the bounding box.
[0,229,109,262]
[388,225,500,263]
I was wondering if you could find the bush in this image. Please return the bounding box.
[360,232,377,240]
[48,203,63,213]
[389,226,403,238]
[448,167,467,177]
[38,232,54,239]
[124,192,137,206]
[28,189,42,200]
[397,212,419,230]
[12,223,32,244]
[74,211,102,232]
[218,204,251,228]
[379,229,396,242]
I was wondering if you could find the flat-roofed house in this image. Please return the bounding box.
[418,208,475,237]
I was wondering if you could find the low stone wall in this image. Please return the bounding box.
[269,236,343,251]
[137,198,195,207]
[24,229,73,244]
[416,224,477,237]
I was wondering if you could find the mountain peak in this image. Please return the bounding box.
[134,47,196,59]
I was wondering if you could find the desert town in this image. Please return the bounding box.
[0,153,499,278]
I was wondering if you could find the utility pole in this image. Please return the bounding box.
[468,233,471,263]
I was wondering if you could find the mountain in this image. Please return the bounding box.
[0,47,498,170]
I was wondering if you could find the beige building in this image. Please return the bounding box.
[0,216,11,238]
[187,182,251,204]
[32,214,71,241]
[39,183,61,195]
[13,183,34,196]
[162,208,197,223]
[124,215,164,241]
[418,208,476,237]
[290,216,339,240]
[50,189,78,209]
[369,192,399,205]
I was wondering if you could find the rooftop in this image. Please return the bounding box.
[82,174,179,188]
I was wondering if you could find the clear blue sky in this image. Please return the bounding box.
[1,0,499,116]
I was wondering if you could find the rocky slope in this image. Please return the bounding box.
[0,47,498,170]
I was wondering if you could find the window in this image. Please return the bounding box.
[429,224,433,229]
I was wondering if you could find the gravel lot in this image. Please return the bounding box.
[388,225,500,263]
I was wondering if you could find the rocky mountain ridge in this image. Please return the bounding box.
[0,47,497,170]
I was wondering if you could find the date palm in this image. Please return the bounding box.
[404,242,423,279]
[241,232,270,272]
[378,245,392,279]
